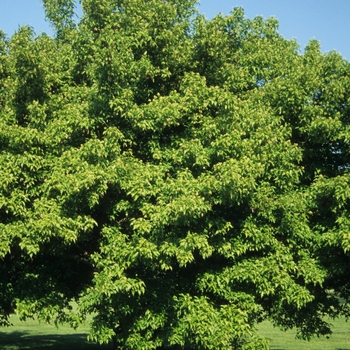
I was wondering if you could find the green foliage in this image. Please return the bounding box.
[43,0,77,36]
[1,1,350,349]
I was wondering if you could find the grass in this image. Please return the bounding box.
[0,314,111,350]
[258,316,350,350]
[0,314,349,349]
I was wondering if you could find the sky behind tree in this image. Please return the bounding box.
[0,0,349,59]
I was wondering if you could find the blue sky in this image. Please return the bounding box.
[1,0,349,59]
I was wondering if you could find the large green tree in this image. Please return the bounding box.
[1,0,350,349]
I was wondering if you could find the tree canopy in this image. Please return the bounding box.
[1,0,350,349]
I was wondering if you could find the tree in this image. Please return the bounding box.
[1,0,350,348]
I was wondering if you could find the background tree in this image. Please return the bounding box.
[0,0,350,349]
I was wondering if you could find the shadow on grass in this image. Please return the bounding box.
[0,330,111,350]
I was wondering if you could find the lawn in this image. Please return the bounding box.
[0,314,349,349]
[258,316,350,350]
[0,314,110,350]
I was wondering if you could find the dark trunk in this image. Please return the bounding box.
[112,335,117,350]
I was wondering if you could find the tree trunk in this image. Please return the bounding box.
[112,335,117,350]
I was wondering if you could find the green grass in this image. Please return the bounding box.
[0,314,349,349]
[258,316,350,350]
[0,314,111,350]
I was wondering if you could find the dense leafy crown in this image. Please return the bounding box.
[1,1,350,349]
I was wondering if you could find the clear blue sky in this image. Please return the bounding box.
[1,0,349,60]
